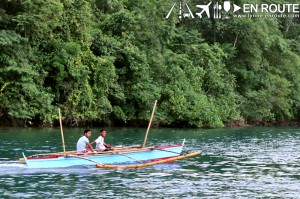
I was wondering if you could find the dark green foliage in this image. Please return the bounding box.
[0,30,54,122]
[0,0,300,127]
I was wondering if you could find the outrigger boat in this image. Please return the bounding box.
[21,140,200,169]
[19,102,201,169]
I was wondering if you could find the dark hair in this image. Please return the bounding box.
[84,129,91,134]
[100,129,106,133]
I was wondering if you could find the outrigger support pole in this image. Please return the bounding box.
[143,100,157,148]
[58,108,67,157]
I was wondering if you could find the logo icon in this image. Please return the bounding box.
[195,2,212,18]
[166,2,195,19]
[166,1,242,20]
[166,1,300,20]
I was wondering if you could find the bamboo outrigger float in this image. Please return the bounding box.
[96,151,201,169]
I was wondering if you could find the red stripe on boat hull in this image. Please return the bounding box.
[27,155,60,160]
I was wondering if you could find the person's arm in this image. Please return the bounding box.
[92,137,101,146]
[87,143,94,152]
[104,143,111,148]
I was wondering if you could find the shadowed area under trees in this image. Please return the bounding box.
[0,0,300,127]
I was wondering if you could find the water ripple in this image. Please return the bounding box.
[0,127,300,198]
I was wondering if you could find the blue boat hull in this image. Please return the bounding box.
[22,145,184,168]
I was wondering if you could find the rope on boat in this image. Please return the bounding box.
[116,152,140,162]
[152,147,181,155]
[66,154,103,165]
[96,151,201,169]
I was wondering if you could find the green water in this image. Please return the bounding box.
[0,127,300,198]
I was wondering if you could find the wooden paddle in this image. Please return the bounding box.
[143,100,157,148]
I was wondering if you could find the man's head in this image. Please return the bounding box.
[84,129,92,138]
[100,129,106,137]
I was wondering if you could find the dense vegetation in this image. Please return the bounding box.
[0,0,300,127]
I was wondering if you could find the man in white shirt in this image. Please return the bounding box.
[76,129,94,153]
[91,129,112,152]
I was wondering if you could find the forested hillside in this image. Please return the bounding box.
[1,0,300,127]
